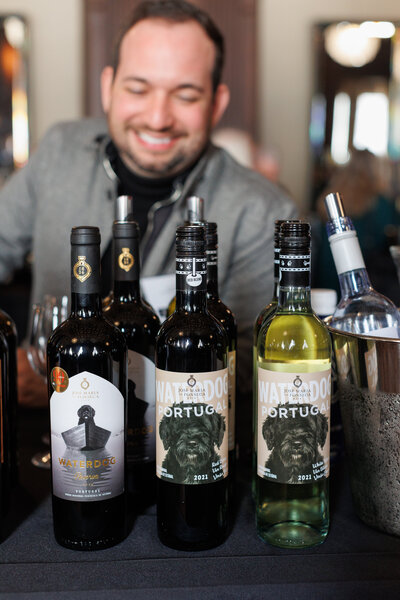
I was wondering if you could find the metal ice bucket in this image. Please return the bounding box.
[328,322,400,536]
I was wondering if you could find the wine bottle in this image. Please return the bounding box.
[104,220,160,510]
[0,308,18,492]
[256,221,331,548]
[204,222,237,484]
[103,195,134,310]
[167,195,205,317]
[47,226,128,550]
[325,192,400,336]
[252,219,298,498]
[156,225,229,550]
[0,327,9,524]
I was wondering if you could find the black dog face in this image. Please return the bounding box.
[262,404,328,482]
[159,403,225,482]
[77,405,95,424]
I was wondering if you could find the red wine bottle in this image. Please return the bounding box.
[104,221,160,510]
[156,225,230,550]
[204,222,237,485]
[47,226,128,550]
[0,308,18,494]
[0,327,9,526]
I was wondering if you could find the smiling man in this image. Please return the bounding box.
[0,0,296,418]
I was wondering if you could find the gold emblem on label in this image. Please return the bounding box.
[118,247,134,272]
[73,255,92,282]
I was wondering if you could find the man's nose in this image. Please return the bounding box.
[144,92,174,130]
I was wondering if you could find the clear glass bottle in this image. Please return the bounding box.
[325,192,400,337]
[252,219,298,498]
[256,221,331,548]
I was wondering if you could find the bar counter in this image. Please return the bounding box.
[1,407,400,599]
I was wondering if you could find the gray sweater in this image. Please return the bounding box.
[0,118,297,393]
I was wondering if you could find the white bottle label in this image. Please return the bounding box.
[127,349,156,464]
[257,366,331,484]
[156,368,229,484]
[50,371,124,502]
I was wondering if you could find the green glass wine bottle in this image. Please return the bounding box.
[256,221,331,548]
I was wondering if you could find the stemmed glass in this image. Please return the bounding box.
[26,294,68,468]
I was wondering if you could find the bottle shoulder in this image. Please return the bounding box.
[258,311,331,356]
[104,301,160,331]
[48,314,126,350]
[332,290,400,333]
[157,310,228,345]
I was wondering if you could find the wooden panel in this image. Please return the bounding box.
[84,0,256,135]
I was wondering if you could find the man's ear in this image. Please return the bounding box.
[100,66,114,114]
[211,83,230,128]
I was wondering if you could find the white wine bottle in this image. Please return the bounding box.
[252,219,298,498]
[256,221,331,548]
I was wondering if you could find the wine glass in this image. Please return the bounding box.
[26,294,68,468]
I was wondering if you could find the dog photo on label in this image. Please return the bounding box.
[262,403,328,484]
[159,402,226,484]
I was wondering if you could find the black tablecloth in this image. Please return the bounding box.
[1,408,400,599]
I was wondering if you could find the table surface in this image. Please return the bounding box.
[1,408,400,600]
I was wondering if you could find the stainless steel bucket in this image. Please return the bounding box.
[328,324,400,536]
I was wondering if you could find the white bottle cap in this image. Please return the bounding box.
[311,288,338,317]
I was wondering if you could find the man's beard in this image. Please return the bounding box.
[125,150,188,178]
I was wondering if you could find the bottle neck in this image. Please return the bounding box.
[71,292,103,316]
[112,237,141,301]
[329,230,372,299]
[338,268,373,299]
[71,244,102,317]
[272,244,280,300]
[277,246,312,311]
[176,254,208,313]
[206,247,219,297]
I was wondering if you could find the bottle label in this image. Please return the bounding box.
[114,239,140,281]
[279,252,311,287]
[127,349,156,464]
[228,350,236,451]
[176,257,207,292]
[71,246,100,294]
[156,367,229,484]
[257,366,330,484]
[50,371,124,502]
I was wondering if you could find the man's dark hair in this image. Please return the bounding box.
[112,0,225,92]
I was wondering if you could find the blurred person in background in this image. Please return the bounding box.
[0,0,296,442]
[312,149,400,303]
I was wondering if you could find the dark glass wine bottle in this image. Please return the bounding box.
[47,226,128,550]
[156,225,230,550]
[104,221,160,510]
[0,308,18,493]
[167,196,205,317]
[0,327,9,525]
[256,221,331,548]
[204,222,237,484]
